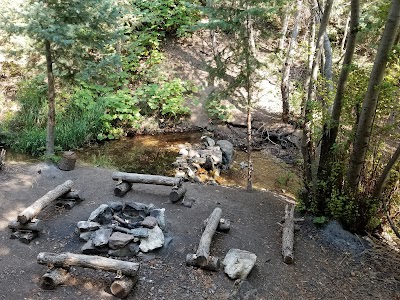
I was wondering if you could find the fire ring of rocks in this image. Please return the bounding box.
[77,201,166,257]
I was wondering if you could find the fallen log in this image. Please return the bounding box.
[185,253,220,271]
[60,190,84,201]
[114,182,132,197]
[282,204,295,264]
[112,172,182,187]
[37,252,139,277]
[18,180,74,224]
[111,276,138,299]
[39,268,69,290]
[169,185,187,203]
[196,207,222,267]
[8,220,44,232]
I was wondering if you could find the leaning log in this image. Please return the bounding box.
[112,172,182,187]
[282,204,295,264]
[8,220,44,232]
[196,207,222,267]
[169,185,187,203]
[37,252,139,277]
[111,276,138,299]
[18,180,74,224]
[114,181,132,197]
[39,268,69,290]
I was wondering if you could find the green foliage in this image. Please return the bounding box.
[313,216,328,226]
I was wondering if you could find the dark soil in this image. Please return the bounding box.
[0,161,399,300]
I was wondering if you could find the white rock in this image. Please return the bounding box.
[179,148,189,156]
[223,249,257,280]
[139,225,164,253]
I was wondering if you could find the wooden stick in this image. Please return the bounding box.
[112,172,182,187]
[185,253,220,271]
[39,268,69,290]
[8,220,44,232]
[282,204,295,264]
[196,207,222,267]
[114,182,132,197]
[169,185,187,203]
[110,276,138,298]
[18,180,74,224]
[37,252,139,277]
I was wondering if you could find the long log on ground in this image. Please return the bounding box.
[114,181,132,197]
[282,204,295,264]
[37,252,139,277]
[18,180,74,224]
[196,207,222,267]
[169,185,187,203]
[39,268,69,290]
[112,172,182,187]
[8,220,44,232]
[111,276,138,299]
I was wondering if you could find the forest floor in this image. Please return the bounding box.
[0,161,399,300]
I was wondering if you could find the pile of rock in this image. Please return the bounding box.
[174,137,234,184]
[77,201,166,257]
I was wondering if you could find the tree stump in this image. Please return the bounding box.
[111,276,138,298]
[39,268,69,290]
[58,151,77,171]
[169,185,187,203]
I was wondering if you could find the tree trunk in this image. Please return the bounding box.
[341,12,351,53]
[318,0,360,184]
[196,207,222,267]
[112,172,182,187]
[278,5,290,52]
[37,252,140,277]
[18,180,74,224]
[8,220,44,232]
[169,185,187,203]
[111,276,138,299]
[281,0,302,123]
[114,181,132,197]
[45,40,56,156]
[346,0,400,192]
[372,143,400,199]
[282,204,295,264]
[323,33,333,98]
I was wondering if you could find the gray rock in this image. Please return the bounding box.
[141,216,158,229]
[79,231,93,242]
[223,249,257,280]
[216,140,234,168]
[92,228,113,247]
[139,225,164,253]
[124,201,148,212]
[108,232,135,249]
[128,242,140,255]
[131,227,149,238]
[108,243,139,257]
[202,136,215,147]
[77,221,101,232]
[88,204,113,224]
[198,147,223,164]
[150,208,166,230]
[81,239,108,255]
[108,201,123,212]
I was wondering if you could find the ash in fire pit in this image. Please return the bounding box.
[77,201,166,257]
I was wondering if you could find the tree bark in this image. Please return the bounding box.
[341,12,351,53]
[114,181,132,197]
[112,172,182,187]
[346,0,400,191]
[169,185,187,203]
[39,268,69,290]
[281,0,302,123]
[37,252,140,277]
[110,276,138,299]
[18,180,73,224]
[278,5,290,52]
[45,40,56,156]
[282,204,295,264]
[196,207,222,267]
[372,143,400,199]
[8,220,44,232]
[186,253,220,271]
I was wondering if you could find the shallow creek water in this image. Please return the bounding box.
[6,132,301,197]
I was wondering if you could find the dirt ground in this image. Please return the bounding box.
[0,161,399,300]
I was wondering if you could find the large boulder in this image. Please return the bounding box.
[223,249,257,280]
[216,140,234,168]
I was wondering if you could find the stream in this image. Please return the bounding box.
[6,132,301,197]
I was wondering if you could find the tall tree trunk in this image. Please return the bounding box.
[302,0,317,118]
[301,0,334,189]
[341,12,351,53]
[278,5,290,52]
[45,40,55,156]
[346,0,400,192]
[372,144,400,199]
[281,0,302,123]
[318,0,360,192]
[323,32,333,107]
[246,11,254,192]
